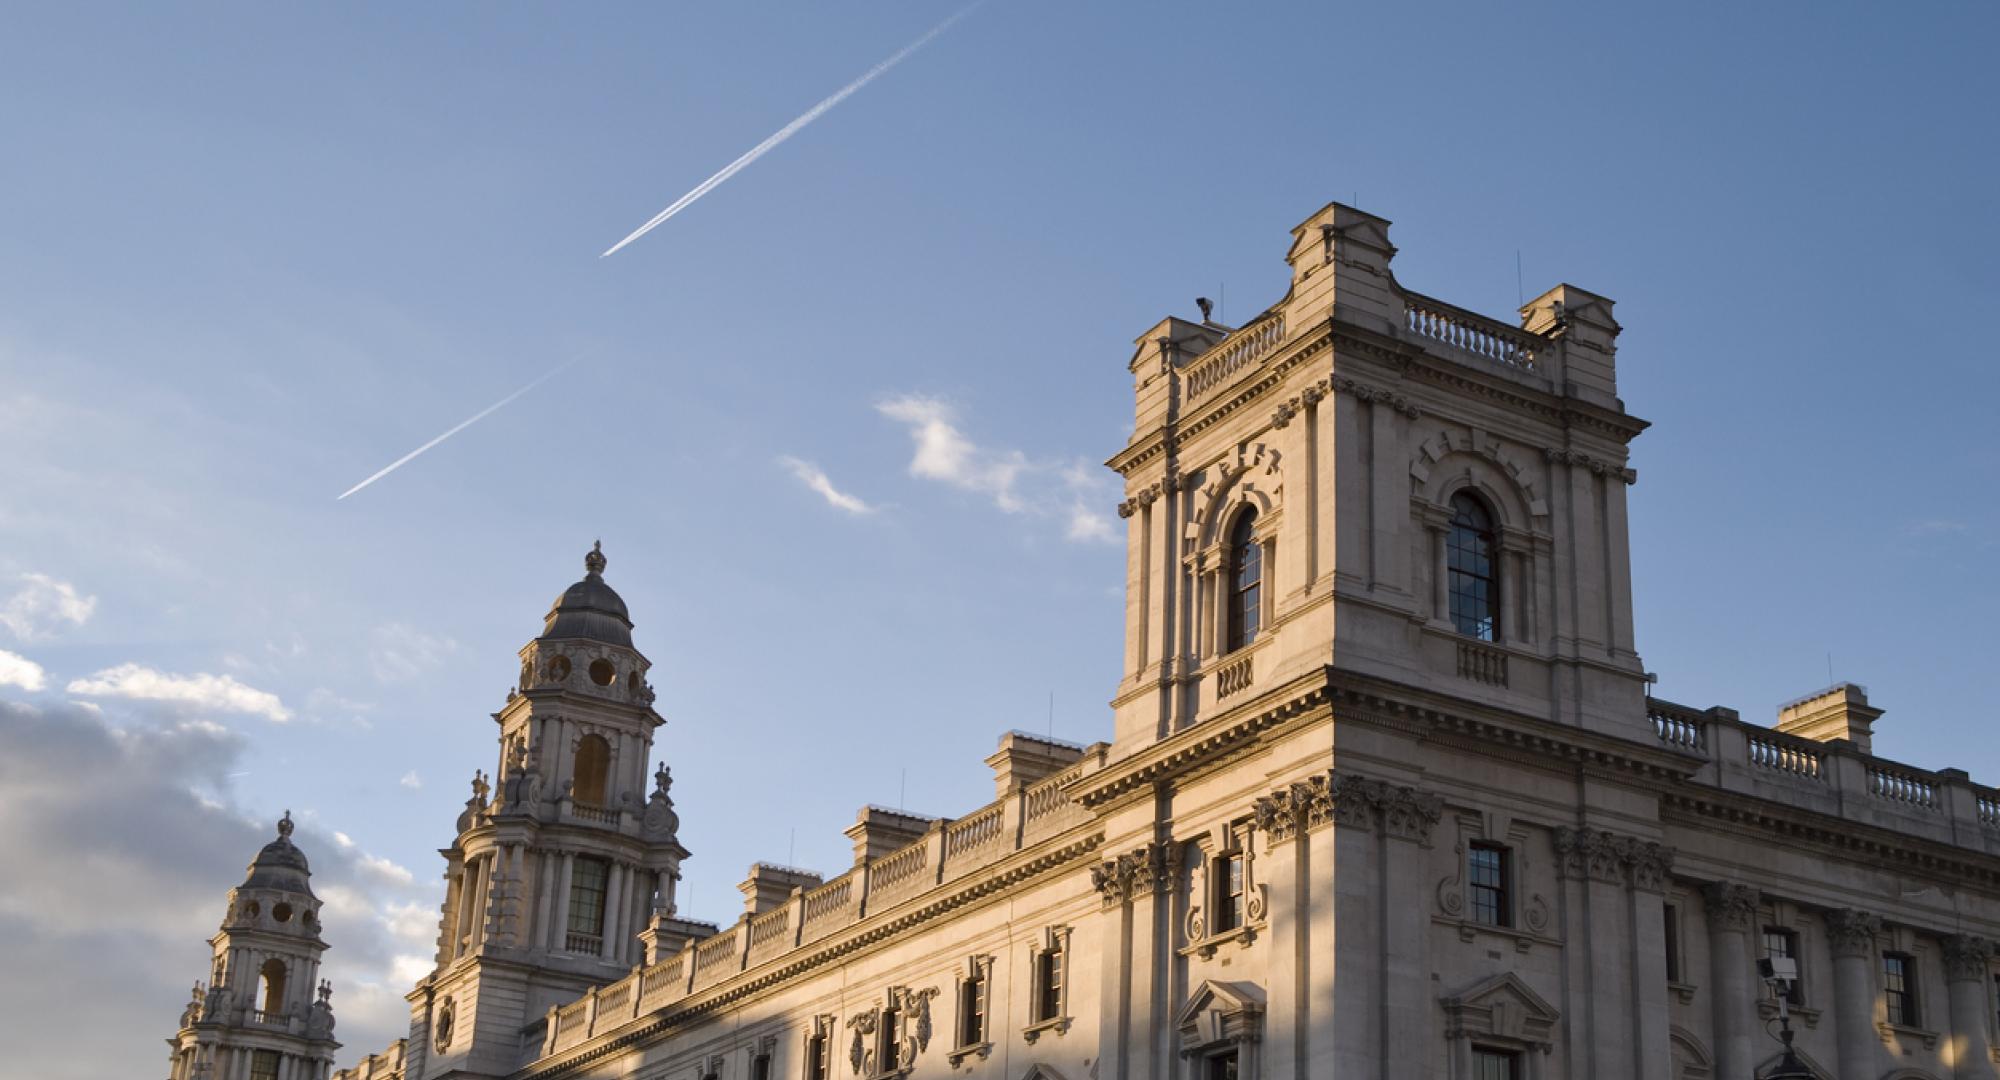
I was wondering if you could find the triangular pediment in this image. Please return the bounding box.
[1440,972,1560,1050]
[1020,1066,1070,1080]
[1175,980,1265,1055]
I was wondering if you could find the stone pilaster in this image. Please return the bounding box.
[1703,882,1762,1080]
[1941,934,1995,1078]
[1825,908,1882,1080]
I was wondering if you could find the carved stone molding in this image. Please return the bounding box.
[1702,882,1763,933]
[1091,840,1182,906]
[1941,934,1994,982]
[1116,484,1163,520]
[1380,786,1445,844]
[1252,770,1444,844]
[1543,447,1637,485]
[1824,909,1881,958]
[1332,375,1421,419]
[1553,827,1675,891]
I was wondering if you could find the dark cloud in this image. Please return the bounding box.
[0,700,430,1078]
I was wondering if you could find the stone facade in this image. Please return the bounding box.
[290,201,2000,1080]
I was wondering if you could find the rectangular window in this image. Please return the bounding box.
[751,1054,770,1080]
[1203,1050,1239,1080]
[1663,903,1681,982]
[567,856,609,940]
[1213,849,1246,933]
[1036,944,1063,1022]
[959,971,986,1046]
[249,1052,281,1080]
[1763,927,1803,1005]
[1468,844,1510,928]
[806,1031,830,1080]
[878,1006,900,1071]
[1472,1047,1520,1080]
[1884,953,1918,1027]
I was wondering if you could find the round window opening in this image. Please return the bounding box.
[589,659,616,686]
[272,902,293,923]
[435,997,456,1052]
[548,656,571,681]
[243,901,261,920]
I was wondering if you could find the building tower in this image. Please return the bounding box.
[167,813,340,1080]
[405,543,688,1080]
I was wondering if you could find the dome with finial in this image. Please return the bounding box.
[541,540,634,647]
[240,811,316,896]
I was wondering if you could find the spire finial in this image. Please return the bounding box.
[585,539,606,576]
[277,810,294,838]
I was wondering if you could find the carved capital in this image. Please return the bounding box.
[1252,786,1304,844]
[1270,399,1299,430]
[1624,841,1675,893]
[1326,772,1384,831]
[1090,855,1135,906]
[1941,934,1995,982]
[1824,909,1881,958]
[1378,786,1444,845]
[1702,882,1763,933]
[1332,375,1420,419]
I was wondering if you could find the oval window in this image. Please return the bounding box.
[589,659,616,686]
[273,902,293,923]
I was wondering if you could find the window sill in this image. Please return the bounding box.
[1179,922,1262,960]
[1433,914,1559,953]
[1876,1022,1939,1050]
[1667,980,1697,1006]
[945,1041,992,1068]
[1756,999,1820,1028]
[1021,1016,1070,1043]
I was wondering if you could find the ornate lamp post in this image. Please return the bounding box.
[1758,957,1815,1079]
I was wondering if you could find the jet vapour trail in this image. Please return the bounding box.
[600,2,983,258]
[336,361,578,500]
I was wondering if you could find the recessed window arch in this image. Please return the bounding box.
[258,958,288,1015]
[1447,492,1499,641]
[573,734,610,806]
[1224,508,1263,653]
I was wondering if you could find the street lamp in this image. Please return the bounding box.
[1757,957,1815,1079]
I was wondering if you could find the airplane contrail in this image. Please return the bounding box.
[600,2,983,258]
[336,361,578,500]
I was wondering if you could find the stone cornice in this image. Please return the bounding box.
[1661,788,2000,890]
[516,831,1104,1080]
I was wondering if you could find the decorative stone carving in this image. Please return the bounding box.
[1331,375,1421,418]
[845,1010,877,1076]
[1940,934,1994,982]
[1625,841,1674,893]
[1702,882,1763,933]
[1116,483,1163,520]
[1824,908,1880,958]
[643,763,680,838]
[1252,785,1305,843]
[1554,827,1675,890]
[1543,447,1637,485]
[1379,785,1444,845]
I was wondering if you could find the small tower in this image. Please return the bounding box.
[167,812,339,1080]
[405,543,689,1080]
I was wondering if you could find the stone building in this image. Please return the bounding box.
[251,199,2000,1080]
[168,813,341,1080]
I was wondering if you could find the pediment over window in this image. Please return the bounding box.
[1174,979,1265,1058]
[1440,972,1559,1052]
[1019,1066,1070,1080]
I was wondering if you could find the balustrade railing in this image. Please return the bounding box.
[1747,732,1825,781]
[1868,765,1940,810]
[1215,653,1254,698]
[693,931,738,977]
[565,932,602,956]
[568,802,618,825]
[595,975,633,1017]
[747,906,792,951]
[1183,315,1285,400]
[637,953,684,1009]
[555,999,588,1039]
[800,875,853,934]
[1403,291,1540,371]
[944,804,1004,860]
[1454,641,1508,688]
[1979,791,2000,828]
[870,841,929,893]
[1647,699,1707,752]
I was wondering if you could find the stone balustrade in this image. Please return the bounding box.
[1182,314,1285,400]
[1648,695,2000,850]
[540,745,1104,1056]
[1401,290,1541,372]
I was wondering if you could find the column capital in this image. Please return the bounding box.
[1701,881,1762,932]
[1554,827,1675,890]
[1941,934,1995,982]
[1824,909,1881,958]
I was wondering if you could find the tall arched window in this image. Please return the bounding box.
[573,734,610,806]
[258,958,288,1015]
[1447,493,1499,641]
[1225,509,1262,653]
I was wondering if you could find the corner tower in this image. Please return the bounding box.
[406,543,688,1080]
[1108,202,1649,754]
[166,813,340,1080]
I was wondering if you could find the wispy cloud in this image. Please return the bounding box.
[65,663,291,722]
[399,770,422,791]
[779,456,875,515]
[0,649,46,692]
[368,622,460,684]
[877,395,1029,512]
[0,573,96,640]
[600,3,983,258]
[1904,519,1970,538]
[337,361,576,500]
[875,396,1121,544]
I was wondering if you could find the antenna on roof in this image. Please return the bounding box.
[1048,690,1055,742]
[1828,653,1835,684]
[1220,282,1226,325]
[898,768,907,813]
[788,827,796,868]
[1516,251,1525,308]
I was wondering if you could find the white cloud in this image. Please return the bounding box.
[368,622,459,684]
[399,770,423,791]
[877,395,1029,512]
[1905,519,1969,538]
[66,663,291,722]
[0,573,96,640]
[1065,502,1119,544]
[778,456,875,515]
[0,649,46,692]
[358,853,416,888]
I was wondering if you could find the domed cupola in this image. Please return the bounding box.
[224,812,324,940]
[540,540,634,647]
[242,811,316,896]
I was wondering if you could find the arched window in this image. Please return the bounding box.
[1225,509,1262,653]
[573,735,610,806]
[1447,493,1499,641]
[258,958,288,1016]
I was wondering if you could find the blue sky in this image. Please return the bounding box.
[1,2,1996,1074]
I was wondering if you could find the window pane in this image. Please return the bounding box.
[1448,494,1499,641]
[568,857,609,937]
[1226,511,1262,651]
[1472,1048,1518,1080]
[1468,845,1509,927]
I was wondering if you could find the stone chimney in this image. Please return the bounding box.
[1776,683,1883,755]
[843,806,935,865]
[638,915,718,965]
[1521,284,1622,409]
[984,731,1086,799]
[1284,201,1398,331]
[737,863,823,915]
